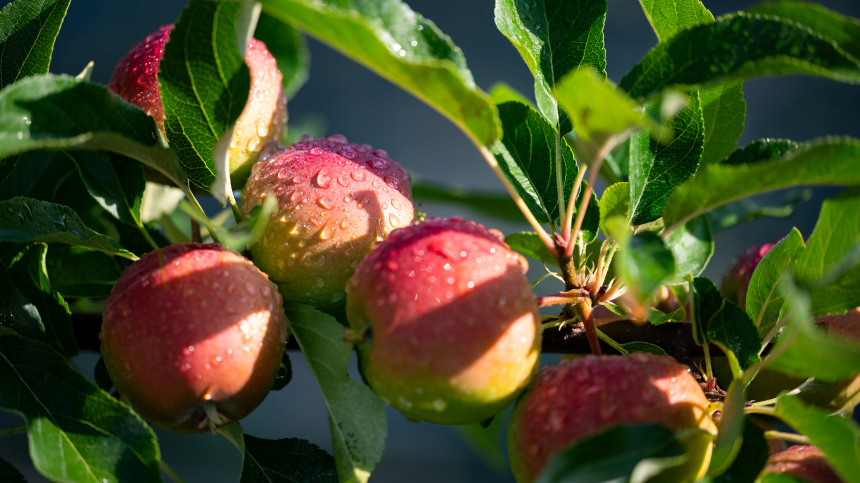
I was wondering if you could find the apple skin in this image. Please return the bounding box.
[762,446,845,483]
[100,243,287,433]
[345,217,540,424]
[108,25,287,186]
[242,135,413,310]
[508,354,717,483]
[720,242,775,308]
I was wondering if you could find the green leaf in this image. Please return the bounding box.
[493,101,598,235]
[94,356,113,393]
[0,333,162,483]
[692,277,761,377]
[664,215,713,285]
[602,138,630,184]
[45,245,122,298]
[0,0,71,89]
[708,381,745,476]
[699,82,745,166]
[67,151,146,227]
[746,228,805,338]
[792,188,860,317]
[283,303,386,483]
[0,261,42,338]
[254,11,310,99]
[620,13,860,100]
[160,0,252,199]
[747,1,860,61]
[646,307,686,325]
[637,0,713,42]
[722,139,799,166]
[712,416,768,483]
[219,421,338,483]
[773,396,860,483]
[494,0,607,134]
[598,181,630,240]
[0,456,26,483]
[411,182,522,222]
[0,197,136,259]
[505,231,558,267]
[759,474,807,483]
[621,341,668,356]
[489,81,534,109]
[616,230,674,299]
[8,243,76,357]
[261,0,499,146]
[535,423,686,483]
[629,94,705,226]
[662,138,860,234]
[0,74,189,192]
[706,189,811,235]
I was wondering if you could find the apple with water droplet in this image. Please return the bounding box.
[100,243,287,433]
[762,446,845,483]
[242,135,413,310]
[108,24,287,185]
[508,354,717,483]
[345,217,540,424]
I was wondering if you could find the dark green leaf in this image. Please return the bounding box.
[706,189,811,235]
[692,277,760,377]
[283,303,387,483]
[45,245,122,298]
[792,188,860,317]
[646,307,686,325]
[722,139,799,166]
[0,456,26,483]
[662,138,860,234]
[637,0,713,42]
[598,181,630,240]
[94,355,113,393]
[773,396,860,483]
[254,11,310,99]
[0,149,71,200]
[535,423,686,483]
[0,197,136,259]
[0,261,42,338]
[8,243,75,356]
[160,0,251,196]
[261,0,500,146]
[746,228,805,338]
[0,74,188,191]
[700,81,746,166]
[489,81,534,109]
[505,231,558,267]
[621,341,668,356]
[601,138,630,184]
[0,333,162,483]
[664,215,713,284]
[0,154,17,184]
[759,474,807,483]
[712,416,768,483]
[747,1,860,61]
[629,94,705,226]
[220,421,338,483]
[0,0,71,89]
[617,231,675,299]
[708,381,745,476]
[494,0,607,134]
[411,182,522,222]
[67,151,146,227]
[271,349,292,391]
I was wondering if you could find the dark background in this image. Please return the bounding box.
[2,0,860,481]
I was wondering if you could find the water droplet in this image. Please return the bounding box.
[277,169,289,179]
[299,134,314,142]
[372,149,388,158]
[337,176,350,187]
[317,197,334,209]
[247,136,260,152]
[319,221,335,240]
[367,158,389,169]
[329,134,348,143]
[340,218,350,229]
[391,199,402,210]
[432,399,447,412]
[384,176,400,189]
[389,213,400,226]
[351,170,366,182]
[256,120,269,137]
[339,145,356,159]
[310,147,323,156]
[315,169,331,188]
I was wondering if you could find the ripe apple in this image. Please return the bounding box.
[508,354,717,483]
[241,135,413,310]
[762,445,845,483]
[100,243,287,433]
[345,217,540,424]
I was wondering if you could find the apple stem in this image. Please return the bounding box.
[190,219,202,243]
[201,402,228,434]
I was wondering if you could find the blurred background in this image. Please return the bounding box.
[2,0,860,481]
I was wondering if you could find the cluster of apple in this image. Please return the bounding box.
[97,26,845,483]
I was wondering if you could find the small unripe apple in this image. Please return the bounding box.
[242,135,413,310]
[100,243,287,433]
[508,354,717,483]
[762,446,845,483]
[345,217,540,424]
[720,242,775,308]
[108,24,287,185]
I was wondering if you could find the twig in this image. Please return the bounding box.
[759,311,792,356]
[0,426,26,438]
[764,431,811,445]
[560,165,587,245]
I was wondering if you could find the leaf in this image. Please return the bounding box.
[180,196,276,252]
[0,74,189,192]
[535,423,686,483]
[0,333,162,483]
[664,215,713,285]
[699,82,745,166]
[283,303,387,483]
[0,197,136,259]
[8,243,76,357]
[646,307,686,325]
[505,231,558,267]
[692,277,760,377]
[621,341,668,356]
[747,1,860,61]
[722,139,799,166]
[254,11,310,99]
[94,356,113,393]
[219,421,338,483]
[792,188,860,317]
[637,0,713,42]
[0,261,43,338]
[598,181,630,240]
[411,182,523,222]
[707,381,745,476]
[160,0,252,199]
[773,396,860,483]
[746,228,805,338]
[616,230,674,299]
[662,138,860,234]
[706,189,811,235]
[628,93,705,225]
[712,416,768,483]
[494,0,607,134]
[0,0,71,89]
[0,456,26,483]
[260,0,499,146]
[489,81,534,109]
[45,245,122,298]
[602,138,630,185]
[67,151,146,227]
[620,13,860,100]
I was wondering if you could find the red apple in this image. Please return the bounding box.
[241,135,413,310]
[100,243,287,433]
[762,445,845,483]
[720,242,775,308]
[345,217,540,424]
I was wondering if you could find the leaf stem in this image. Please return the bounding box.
[227,190,242,224]
[184,191,222,245]
[554,129,566,234]
[137,223,161,252]
[596,328,628,355]
[565,140,613,257]
[759,311,792,356]
[561,165,587,245]
[160,460,187,483]
[744,406,776,416]
[764,431,811,445]
[0,426,26,437]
